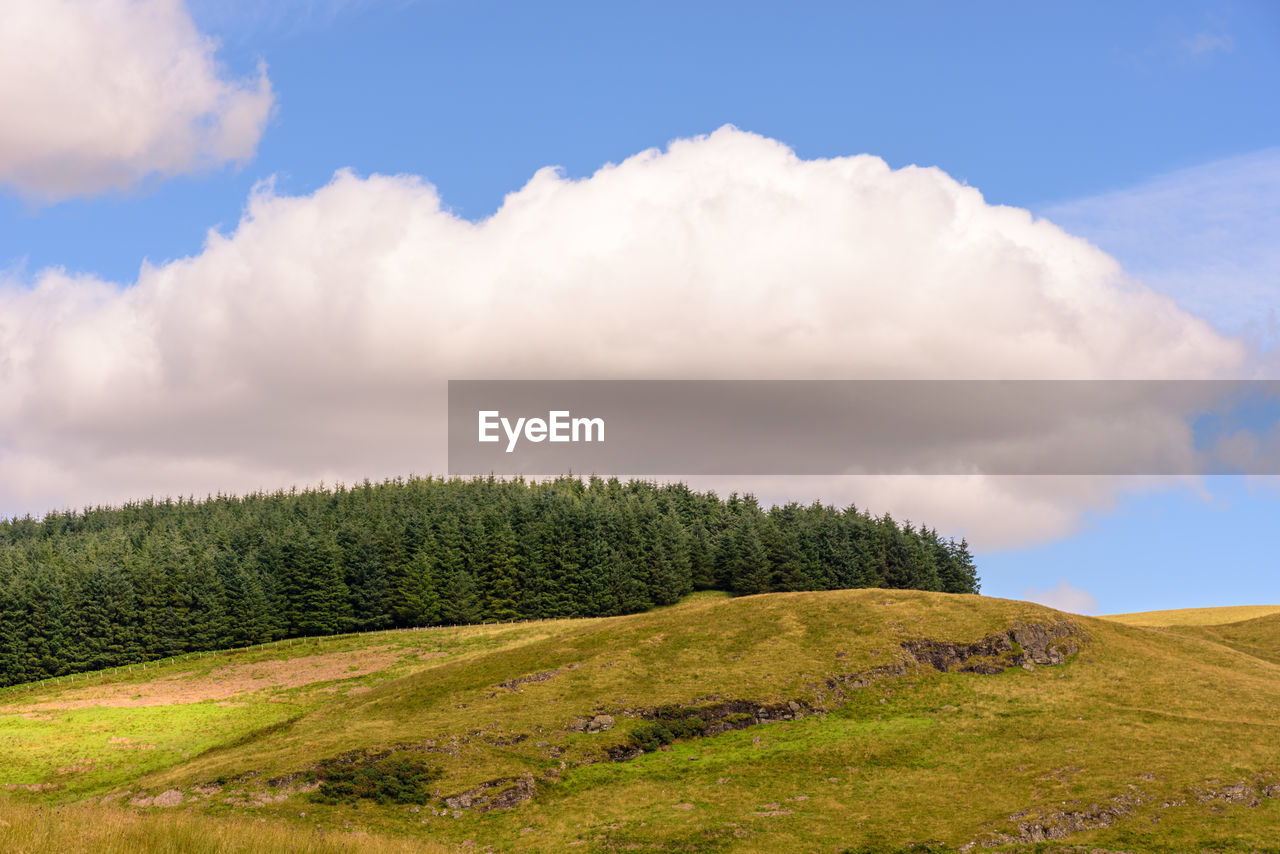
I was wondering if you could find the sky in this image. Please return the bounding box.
[1,0,1278,614]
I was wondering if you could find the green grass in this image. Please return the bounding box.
[0,702,301,796]
[0,620,557,799]
[4,589,1280,852]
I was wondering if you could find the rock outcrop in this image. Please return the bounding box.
[903,620,1082,674]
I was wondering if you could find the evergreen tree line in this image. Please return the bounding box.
[0,476,978,687]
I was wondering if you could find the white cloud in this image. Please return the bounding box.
[684,474,1167,550]
[1022,580,1100,615]
[0,128,1246,545]
[0,0,273,200]
[1040,148,1280,350]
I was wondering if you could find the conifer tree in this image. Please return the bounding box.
[481,519,522,622]
[648,512,693,605]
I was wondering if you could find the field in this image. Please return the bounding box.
[2,589,1279,853]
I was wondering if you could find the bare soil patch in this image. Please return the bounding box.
[1,647,404,711]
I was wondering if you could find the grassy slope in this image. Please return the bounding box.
[2,590,1280,853]
[1100,604,1280,626]
[1170,613,1280,667]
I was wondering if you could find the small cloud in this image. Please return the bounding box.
[0,0,274,201]
[1023,580,1100,615]
[1183,32,1234,56]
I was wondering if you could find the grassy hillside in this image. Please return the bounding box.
[1101,604,1280,627]
[3,590,1280,853]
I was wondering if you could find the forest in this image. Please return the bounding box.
[0,476,978,687]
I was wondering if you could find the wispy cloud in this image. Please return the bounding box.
[1023,580,1100,615]
[1040,148,1280,351]
[1183,31,1234,57]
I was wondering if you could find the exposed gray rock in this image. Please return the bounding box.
[903,621,1081,674]
[129,789,183,807]
[443,773,536,812]
[585,714,614,733]
[1196,779,1263,807]
[498,670,558,691]
[997,791,1144,844]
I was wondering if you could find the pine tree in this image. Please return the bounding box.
[480,519,522,622]
[725,513,771,595]
[647,512,693,605]
[278,521,352,636]
[687,518,716,589]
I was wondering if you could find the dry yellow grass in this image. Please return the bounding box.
[1099,604,1280,626]
[0,799,452,854]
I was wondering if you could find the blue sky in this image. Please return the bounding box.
[6,0,1277,282]
[1,0,1278,614]
[981,477,1280,613]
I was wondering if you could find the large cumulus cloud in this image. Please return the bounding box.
[0,0,272,199]
[0,128,1245,544]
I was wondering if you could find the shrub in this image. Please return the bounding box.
[626,715,708,752]
[309,753,442,806]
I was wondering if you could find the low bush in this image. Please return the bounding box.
[627,715,708,752]
[309,753,442,806]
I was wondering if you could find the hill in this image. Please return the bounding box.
[1100,604,1280,627]
[0,476,977,688]
[2,589,1280,852]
